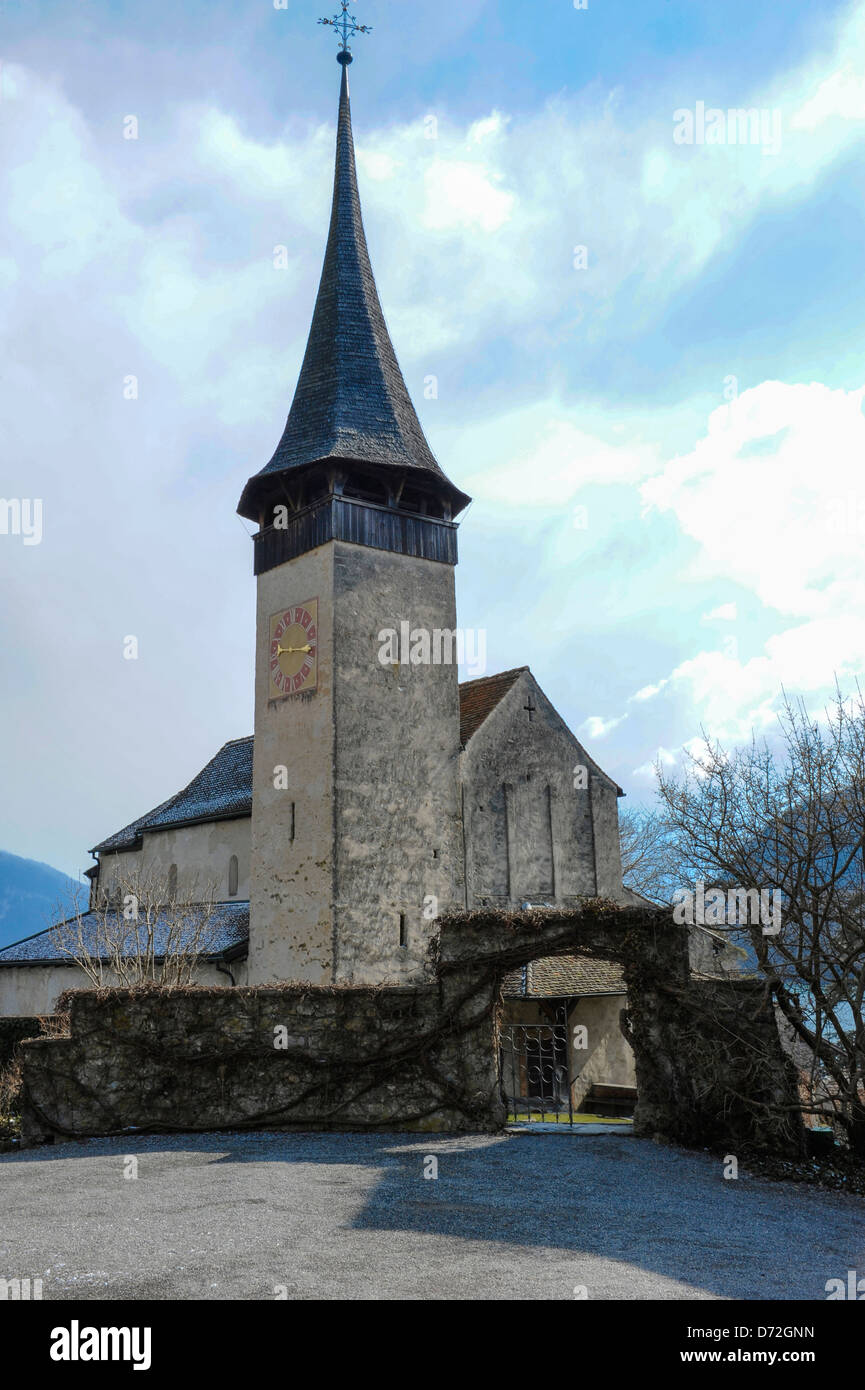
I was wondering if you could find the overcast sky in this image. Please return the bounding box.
[2,0,864,880]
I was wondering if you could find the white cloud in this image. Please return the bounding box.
[791,64,865,130]
[625,375,865,742]
[632,746,679,781]
[579,713,627,740]
[630,679,670,703]
[641,380,865,619]
[702,602,738,622]
[458,409,661,505]
[421,157,514,233]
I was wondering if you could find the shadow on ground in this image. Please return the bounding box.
[1,1131,861,1300]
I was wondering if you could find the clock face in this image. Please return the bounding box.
[268,599,318,698]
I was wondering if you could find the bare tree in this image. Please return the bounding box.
[50,864,221,990]
[618,803,680,905]
[657,686,865,1156]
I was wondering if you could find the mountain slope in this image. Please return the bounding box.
[0,851,84,950]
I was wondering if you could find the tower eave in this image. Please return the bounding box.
[237,454,471,525]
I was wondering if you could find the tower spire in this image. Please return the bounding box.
[238,14,470,525]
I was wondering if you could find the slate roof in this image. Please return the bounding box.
[238,62,470,522]
[459,667,528,745]
[0,900,250,966]
[92,737,253,854]
[503,955,626,998]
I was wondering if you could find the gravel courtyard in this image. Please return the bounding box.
[1,1130,861,1300]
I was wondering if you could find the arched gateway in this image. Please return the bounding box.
[20,902,801,1154]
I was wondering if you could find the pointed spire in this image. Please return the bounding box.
[238,59,470,523]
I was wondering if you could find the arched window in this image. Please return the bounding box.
[228,855,239,898]
[167,863,178,899]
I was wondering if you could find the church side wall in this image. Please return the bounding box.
[590,779,625,898]
[0,958,239,1017]
[97,819,251,905]
[0,966,87,1018]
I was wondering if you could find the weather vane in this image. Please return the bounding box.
[318,2,372,62]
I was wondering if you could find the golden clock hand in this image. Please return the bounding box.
[276,643,312,655]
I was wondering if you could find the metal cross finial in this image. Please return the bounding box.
[318,2,372,61]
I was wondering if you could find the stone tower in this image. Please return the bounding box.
[238,52,471,986]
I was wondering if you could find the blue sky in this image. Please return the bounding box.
[1,0,865,878]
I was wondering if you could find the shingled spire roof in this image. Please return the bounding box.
[238,57,470,522]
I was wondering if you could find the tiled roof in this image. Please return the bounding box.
[459,667,528,745]
[0,900,249,965]
[92,737,253,853]
[503,954,626,998]
[238,62,469,522]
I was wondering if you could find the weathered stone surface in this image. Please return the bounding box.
[621,946,804,1154]
[19,904,803,1153]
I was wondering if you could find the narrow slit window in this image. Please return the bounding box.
[289,802,295,842]
[168,863,178,899]
[399,913,407,949]
[228,855,239,897]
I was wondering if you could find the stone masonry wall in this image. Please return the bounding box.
[19,903,804,1153]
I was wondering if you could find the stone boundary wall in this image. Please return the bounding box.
[19,903,804,1152]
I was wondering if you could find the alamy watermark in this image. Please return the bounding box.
[0,498,42,545]
[672,881,782,935]
[673,102,782,155]
[377,624,487,678]
[0,1277,42,1300]
[826,1269,865,1300]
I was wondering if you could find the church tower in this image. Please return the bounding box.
[238,38,471,986]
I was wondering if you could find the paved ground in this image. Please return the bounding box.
[1,1130,862,1300]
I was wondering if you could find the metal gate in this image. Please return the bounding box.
[499,1007,574,1127]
